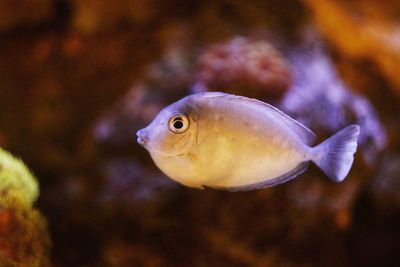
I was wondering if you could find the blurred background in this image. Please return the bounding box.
[0,0,400,266]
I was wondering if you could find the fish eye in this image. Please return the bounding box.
[168,114,189,133]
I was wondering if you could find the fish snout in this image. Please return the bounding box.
[136,129,149,146]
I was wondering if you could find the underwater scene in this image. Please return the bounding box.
[0,0,400,266]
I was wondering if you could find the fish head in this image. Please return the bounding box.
[136,97,199,159]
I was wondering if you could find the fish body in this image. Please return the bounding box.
[137,92,360,191]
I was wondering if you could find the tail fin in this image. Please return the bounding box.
[312,125,360,182]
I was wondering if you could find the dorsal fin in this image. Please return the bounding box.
[198,92,316,145]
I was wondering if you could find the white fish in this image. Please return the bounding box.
[136,92,360,191]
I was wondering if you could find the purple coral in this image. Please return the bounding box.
[281,46,387,164]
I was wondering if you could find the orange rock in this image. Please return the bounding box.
[304,0,400,93]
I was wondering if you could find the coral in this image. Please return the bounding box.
[0,148,50,267]
[0,148,39,207]
[0,202,50,267]
[198,37,292,99]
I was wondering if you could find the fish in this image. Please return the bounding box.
[136,92,360,191]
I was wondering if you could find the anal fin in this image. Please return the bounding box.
[211,161,309,192]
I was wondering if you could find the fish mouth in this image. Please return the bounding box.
[136,129,149,146]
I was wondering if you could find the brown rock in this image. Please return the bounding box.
[0,0,53,32]
[71,0,159,34]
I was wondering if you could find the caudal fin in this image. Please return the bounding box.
[312,125,360,182]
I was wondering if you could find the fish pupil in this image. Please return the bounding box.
[173,120,184,129]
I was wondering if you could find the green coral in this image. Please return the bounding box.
[0,147,50,267]
[0,147,39,207]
